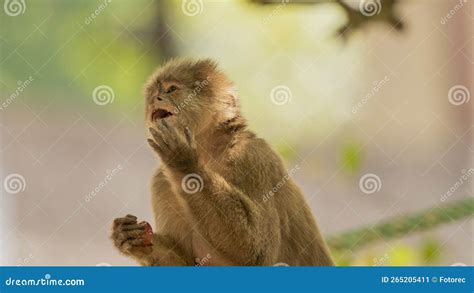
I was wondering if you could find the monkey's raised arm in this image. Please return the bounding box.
[170,164,268,265]
[148,122,279,265]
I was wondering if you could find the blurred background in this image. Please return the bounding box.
[0,0,472,266]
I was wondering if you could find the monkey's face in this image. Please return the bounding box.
[144,59,234,134]
[144,77,211,133]
[144,79,183,128]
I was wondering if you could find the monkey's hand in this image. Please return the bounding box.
[147,120,198,173]
[111,214,153,259]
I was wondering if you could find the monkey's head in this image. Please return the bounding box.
[144,58,240,135]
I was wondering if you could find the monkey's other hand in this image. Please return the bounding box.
[147,120,199,173]
[111,214,153,258]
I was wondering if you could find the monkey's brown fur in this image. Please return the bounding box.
[111,58,334,266]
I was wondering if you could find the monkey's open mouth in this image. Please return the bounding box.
[152,108,173,120]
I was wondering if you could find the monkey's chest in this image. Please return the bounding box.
[191,232,232,266]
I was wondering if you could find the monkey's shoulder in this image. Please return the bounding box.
[226,136,288,191]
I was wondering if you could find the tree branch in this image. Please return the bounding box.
[252,0,405,39]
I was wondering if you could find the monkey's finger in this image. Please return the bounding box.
[159,119,182,143]
[147,138,164,154]
[127,238,145,246]
[184,127,196,148]
[121,222,147,231]
[117,230,144,241]
[114,217,137,227]
[148,139,172,161]
[121,241,132,252]
[159,118,173,131]
[126,214,137,220]
[149,128,169,149]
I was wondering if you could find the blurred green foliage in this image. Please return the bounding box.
[1,0,157,109]
[1,0,353,147]
[420,238,441,265]
[340,142,363,173]
[336,237,443,266]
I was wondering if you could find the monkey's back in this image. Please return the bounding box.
[227,136,334,266]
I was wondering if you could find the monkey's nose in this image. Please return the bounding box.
[156,96,163,101]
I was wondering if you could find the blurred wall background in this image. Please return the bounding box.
[0,0,472,266]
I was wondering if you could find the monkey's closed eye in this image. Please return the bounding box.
[165,85,178,94]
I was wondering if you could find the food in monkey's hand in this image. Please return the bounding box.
[140,221,153,246]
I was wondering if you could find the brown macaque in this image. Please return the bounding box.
[110,58,334,266]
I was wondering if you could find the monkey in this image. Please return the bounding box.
[110,58,334,266]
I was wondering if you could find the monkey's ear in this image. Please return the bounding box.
[217,86,240,121]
